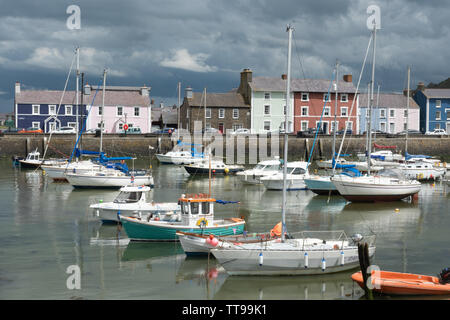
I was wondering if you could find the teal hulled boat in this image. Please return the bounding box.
[119,193,245,242]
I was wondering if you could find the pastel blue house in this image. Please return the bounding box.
[358,93,420,134]
[413,84,450,133]
[14,82,87,133]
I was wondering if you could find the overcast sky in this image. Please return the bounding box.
[1,0,449,113]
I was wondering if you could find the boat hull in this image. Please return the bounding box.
[156,154,205,165]
[351,271,450,295]
[91,203,180,223]
[184,166,242,175]
[120,216,245,242]
[211,246,375,276]
[66,173,154,189]
[332,176,421,202]
[304,176,339,195]
[262,178,307,190]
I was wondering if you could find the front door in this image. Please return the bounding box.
[218,123,224,134]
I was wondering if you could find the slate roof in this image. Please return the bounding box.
[186,92,249,108]
[15,86,150,107]
[421,88,450,99]
[161,107,178,125]
[359,93,419,109]
[248,77,356,93]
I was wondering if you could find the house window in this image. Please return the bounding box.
[301,106,308,116]
[67,122,77,128]
[32,121,40,129]
[118,123,123,130]
[117,106,123,116]
[341,107,348,117]
[446,110,450,120]
[219,108,225,119]
[380,109,386,118]
[380,122,386,132]
[330,120,338,133]
[323,93,330,102]
[435,123,440,130]
[264,105,270,115]
[404,110,408,117]
[301,121,308,131]
[366,109,370,117]
[346,121,353,130]
[97,122,103,128]
[390,109,395,117]
[205,108,211,118]
[134,107,140,117]
[65,105,73,115]
[205,122,211,129]
[283,105,286,115]
[301,93,309,101]
[389,122,395,133]
[403,122,407,131]
[263,121,271,131]
[32,105,40,115]
[264,92,271,100]
[340,94,348,102]
[324,107,330,116]
[48,105,56,115]
[436,100,441,108]
[98,106,103,116]
[436,111,441,120]
[233,109,239,119]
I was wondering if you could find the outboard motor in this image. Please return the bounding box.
[439,268,450,284]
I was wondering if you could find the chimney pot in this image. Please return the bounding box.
[15,82,20,95]
[343,74,352,83]
[281,74,287,80]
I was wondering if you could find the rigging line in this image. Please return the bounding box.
[334,32,373,170]
[306,68,336,167]
[36,50,77,173]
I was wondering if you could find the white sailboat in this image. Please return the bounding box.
[210,25,375,275]
[332,27,421,202]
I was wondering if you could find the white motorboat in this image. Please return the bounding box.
[14,149,66,169]
[331,168,421,202]
[401,159,446,181]
[90,185,180,223]
[184,159,244,175]
[260,161,309,190]
[357,149,403,162]
[236,158,281,185]
[66,167,154,189]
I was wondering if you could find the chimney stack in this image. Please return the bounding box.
[238,68,253,105]
[417,82,425,92]
[15,82,20,95]
[140,85,150,96]
[281,74,287,80]
[343,74,352,83]
[185,86,193,99]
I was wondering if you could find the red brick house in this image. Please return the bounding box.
[293,75,358,134]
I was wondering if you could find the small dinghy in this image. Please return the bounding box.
[351,268,450,296]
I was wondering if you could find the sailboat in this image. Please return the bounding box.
[399,67,446,181]
[210,25,375,275]
[331,26,421,202]
[65,69,154,188]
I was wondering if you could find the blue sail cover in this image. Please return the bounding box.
[340,167,362,177]
[175,140,205,158]
[335,152,351,157]
[332,158,357,170]
[215,200,240,205]
[371,154,385,160]
[405,152,431,161]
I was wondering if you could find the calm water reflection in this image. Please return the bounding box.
[0,159,449,300]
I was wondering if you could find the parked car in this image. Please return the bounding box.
[202,128,221,134]
[425,129,447,135]
[18,127,43,134]
[120,127,142,134]
[397,129,422,135]
[230,128,250,135]
[336,129,353,135]
[154,127,175,135]
[50,126,76,134]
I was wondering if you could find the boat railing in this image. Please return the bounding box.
[288,230,376,249]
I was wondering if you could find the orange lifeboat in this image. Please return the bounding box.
[351,270,450,296]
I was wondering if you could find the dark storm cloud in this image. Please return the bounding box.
[0,0,450,112]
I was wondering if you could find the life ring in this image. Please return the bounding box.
[196,218,208,227]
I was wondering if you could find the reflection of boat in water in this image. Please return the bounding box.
[303,195,347,215]
[175,257,225,284]
[213,271,364,300]
[121,241,184,262]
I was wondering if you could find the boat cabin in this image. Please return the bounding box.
[178,193,215,227]
[25,150,41,162]
[114,185,151,204]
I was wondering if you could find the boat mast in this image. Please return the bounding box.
[282,24,293,243]
[100,69,107,154]
[177,82,181,139]
[332,60,339,174]
[75,47,80,144]
[405,66,410,154]
[367,25,377,175]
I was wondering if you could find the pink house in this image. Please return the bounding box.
[85,85,152,133]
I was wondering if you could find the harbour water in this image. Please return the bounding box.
[0,158,449,300]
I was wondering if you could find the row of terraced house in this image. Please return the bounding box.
[12,68,450,135]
